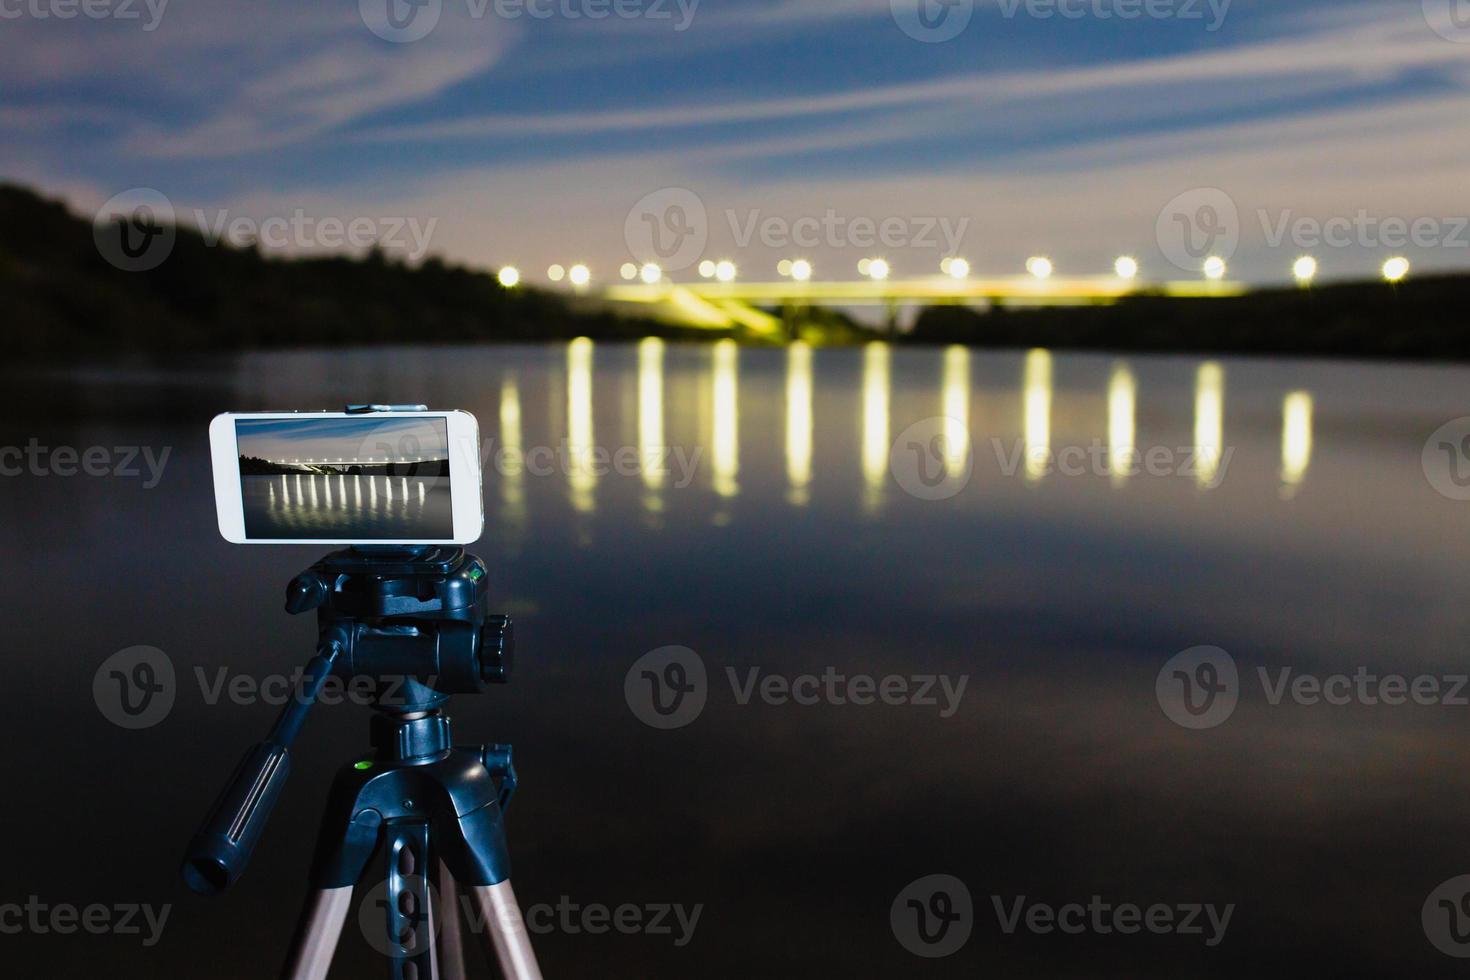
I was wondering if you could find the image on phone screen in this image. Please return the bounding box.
[235,416,453,540]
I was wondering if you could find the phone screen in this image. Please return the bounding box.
[235,416,453,540]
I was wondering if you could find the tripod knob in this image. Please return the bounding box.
[285,572,329,615]
[479,614,513,684]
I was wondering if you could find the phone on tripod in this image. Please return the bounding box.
[190,407,541,978]
[208,408,483,544]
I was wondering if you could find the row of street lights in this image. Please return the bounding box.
[495,255,1413,289]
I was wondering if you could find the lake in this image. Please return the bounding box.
[2,341,1469,977]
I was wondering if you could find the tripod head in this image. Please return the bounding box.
[182,546,513,895]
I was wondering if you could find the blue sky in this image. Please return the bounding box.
[236,416,449,461]
[4,0,1468,284]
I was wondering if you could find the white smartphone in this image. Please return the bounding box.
[209,410,484,545]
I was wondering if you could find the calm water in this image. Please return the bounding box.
[3,341,1470,977]
[241,474,453,539]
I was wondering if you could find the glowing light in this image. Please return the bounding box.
[867,258,890,281]
[1292,256,1317,283]
[1023,349,1052,481]
[712,339,739,498]
[1203,256,1227,280]
[861,342,890,512]
[620,262,638,281]
[786,342,813,506]
[942,345,970,472]
[497,266,520,288]
[777,259,792,277]
[714,260,737,283]
[569,264,591,287]
[638,338,664,499]
[1282,391,1313,490]
[567,337,595,512]
[1382,256,1410,282]
[947,257,970,280]
[639,263,662,285]
[547,264,565,282]
[1194,362,1224,489]
[857,258,871,276]
[698,259,716,278]
[790,259,813,282]
[1114,256,1139,280]
[1026,256,1053,280]
[499,376,525,523]
[1108,363,1136,486]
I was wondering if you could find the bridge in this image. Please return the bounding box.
[594,276,1248,334]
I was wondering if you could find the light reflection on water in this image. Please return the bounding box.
[476,338,1332,517]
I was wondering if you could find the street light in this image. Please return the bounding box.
[1382,256,1410,283]
[620,263,638,281]
[698,260,716,278]
[1292,256,1317,284]
[547,264,565,282]
[1026,256,1053,280]
[569,264,591,287]
[866,258,890,281]
[1113,256,1138,280]
[640,263,662,284]
[790,259,812,282]
[1203,256,1227,280]
[497,266,520,288]
[715,260,737,283]
[946,257,970,279]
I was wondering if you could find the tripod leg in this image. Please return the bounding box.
[438,861,467,980]
[468,881,543,980]
[282,887,354,980]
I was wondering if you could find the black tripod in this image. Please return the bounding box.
[182,546,542,979]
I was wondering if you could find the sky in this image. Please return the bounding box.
[3,0,1468,285]
[236,416,450,462]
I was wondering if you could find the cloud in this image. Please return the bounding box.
[0,1,516,159]
[351,4,1467,155]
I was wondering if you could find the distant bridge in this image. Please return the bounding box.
[598,276,1247,334]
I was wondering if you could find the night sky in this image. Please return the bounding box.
[4,0,1466,283]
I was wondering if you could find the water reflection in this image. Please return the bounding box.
[248,471,448,537]
[1024,348,1052,482]
[568,337,596,513]
[1194,362,1224,488]
[942,345,970,473]
[712,339,739,499]
[640,338,665,511]
[1282,390,1314,493]
[861,342,889,512]
[493,341,1324,519]
[786,342,813,506]
[499,377,525,525]
[1108,363,1136,487]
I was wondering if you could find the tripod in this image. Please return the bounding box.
[182,545,542,979]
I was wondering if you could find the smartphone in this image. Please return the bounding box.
[209,410,483,544]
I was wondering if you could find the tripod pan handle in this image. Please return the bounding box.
[181,742,291,895]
